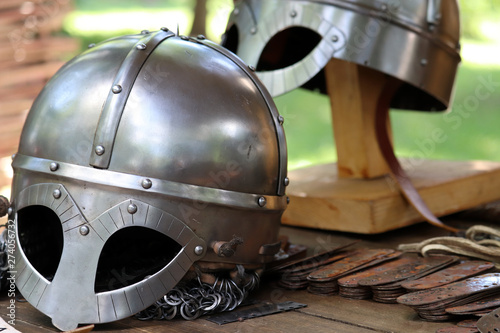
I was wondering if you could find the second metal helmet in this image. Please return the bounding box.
[223,0,461,111]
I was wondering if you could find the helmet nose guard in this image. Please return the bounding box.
[15,184,205,331]
[11,28,287,331]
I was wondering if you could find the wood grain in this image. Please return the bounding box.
[0,0,78,170]
[283,159,500,233]
[326,58,392,179]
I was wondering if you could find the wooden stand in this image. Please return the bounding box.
[281,58,500,234]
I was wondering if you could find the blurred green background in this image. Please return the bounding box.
[63,0,500,170]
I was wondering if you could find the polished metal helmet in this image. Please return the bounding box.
[10,28,287,330]
[223,0,461,111]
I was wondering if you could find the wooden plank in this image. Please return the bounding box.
[0,222,476,333]
[282,159,500,233]
[326,58,392,179]
[0,0,26,11]
[0,82,44,101]
[0,61,64,88]
[0,37,79,66]
[0,99,32,116]
[0,5,71,27]
[2,298,377,333]
[291,291,449,333]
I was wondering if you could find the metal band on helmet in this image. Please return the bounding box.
[11,29,287,330]
[223,0,461,111]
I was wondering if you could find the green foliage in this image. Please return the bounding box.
[459,0,500,40]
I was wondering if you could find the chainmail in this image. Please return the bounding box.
[136,265,260,321]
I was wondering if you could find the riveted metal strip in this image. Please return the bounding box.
[397,273,500,307]
[13,154,287,211]
[401,260,495,291]
[90,29,175,169]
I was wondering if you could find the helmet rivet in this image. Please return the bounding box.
[248,65,256,72]
[95,145,105,156]
[7,207,13,215]
[290,10,297,18]
[381,4,388,11]
[161,27,169,32]
[79,225,90,236]
[49,162,59,172]
[283,177,290,186]
[136,43,147,50]
[88,43,95,48]
[112,84,122,94]
[141,178,153,189]
[287,196,290,204]
[141,29,150,34]
[331,35,339,42]
[233,8,239,15]
[127,203,138,214]
[194,245,204,255]
[197,34,206,40]
[53,189,61,199]
[420,58,428,66]
[258,196,267,207]
[250,27,257,35]
[278,115,285,125]
[180,35,189,40]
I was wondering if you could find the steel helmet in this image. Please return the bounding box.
[10,28,287,330]
[223,0,461,111]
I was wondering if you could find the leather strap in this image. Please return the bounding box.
[375,81,459,233]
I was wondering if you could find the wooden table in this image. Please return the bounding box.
[0,215,495,333]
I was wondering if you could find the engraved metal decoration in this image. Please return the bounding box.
[223,0,461,111]
[11,28,287,331]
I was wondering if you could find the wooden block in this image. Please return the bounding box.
[326,58,392,179]
[282,159,500,234]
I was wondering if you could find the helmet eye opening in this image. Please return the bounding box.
[17,205,64,282]
[222,24,239,54]
[256,27,321,72]
[94,226,182,293]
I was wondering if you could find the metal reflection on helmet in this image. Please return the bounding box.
[223,0,461,111]
[11,29,287,331]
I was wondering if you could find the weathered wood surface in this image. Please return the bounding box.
[283,159,500,233]
[1,218,489,333]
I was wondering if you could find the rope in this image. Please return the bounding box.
[398,225,500,268]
